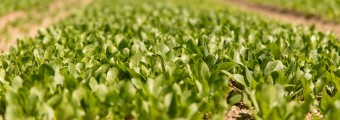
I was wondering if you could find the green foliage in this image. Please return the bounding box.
[0,0,339,119]
[0,0,51,17]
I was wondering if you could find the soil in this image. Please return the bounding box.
[0,0,93,53]
[305,108,324,120]
[225,105,253,120]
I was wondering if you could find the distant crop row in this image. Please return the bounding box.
[0,0,339,119]
[251,0,340,23]
[0,0,51,17]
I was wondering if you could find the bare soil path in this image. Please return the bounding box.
[0,0,93,53]
[226,0,340,37]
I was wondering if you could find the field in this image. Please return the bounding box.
[0,0,340,119]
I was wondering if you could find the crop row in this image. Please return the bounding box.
[0,0,52,17]
[251,0,340,23]
[0,0,340,119]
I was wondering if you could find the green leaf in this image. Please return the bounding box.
[0,68,5,83]
[217,62,235,71]
[39,64,55,79]
[228,94,242,105]
[89,77,98,91]
[233,51,243,65]
[200,60,210,81]
[264,60,285,75]
[195,80,203,93]
[5,105,24,120]
[11,76,23,92]
[245,67,257,87]
[335,69,340,77]
[320,88,333,113]
[233,74,246,87]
